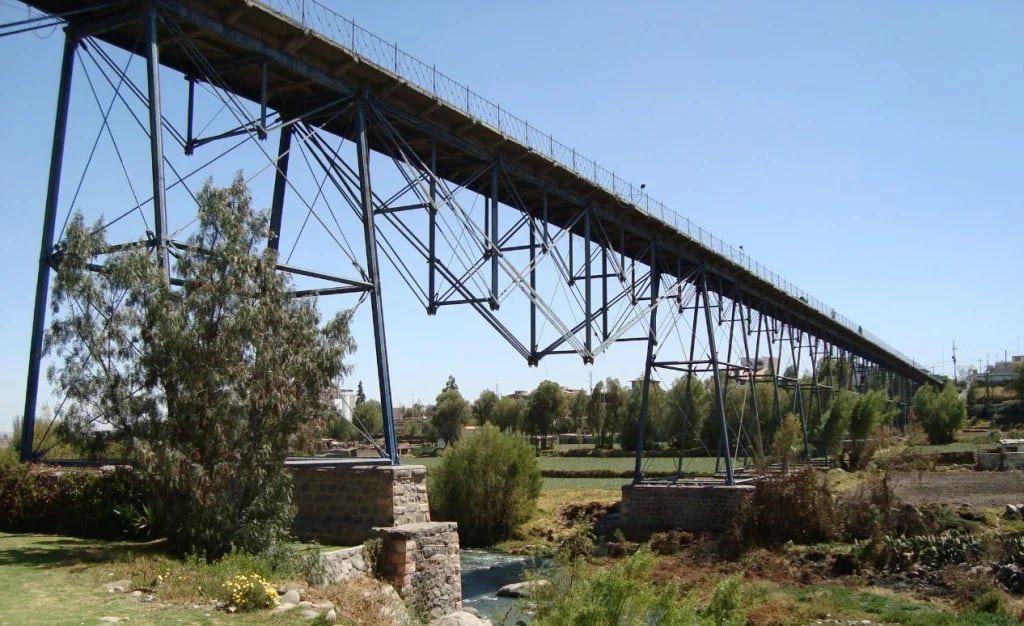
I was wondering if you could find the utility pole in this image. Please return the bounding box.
[951,341,957,384]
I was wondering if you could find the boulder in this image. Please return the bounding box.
[429,610,492,626]
[496,580,549,598]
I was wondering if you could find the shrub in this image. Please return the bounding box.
[913,383,967,444]
[740,467,839,548]
[428,424,542,547]
[532,544,700,625]
[0,464,149,538]
[838,470,895,542]
[219,573,279,610]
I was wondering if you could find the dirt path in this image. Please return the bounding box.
[890,470,1024,509]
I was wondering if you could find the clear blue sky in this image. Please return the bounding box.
[1,1,1022,430]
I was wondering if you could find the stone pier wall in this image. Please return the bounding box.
[289,463,430,545]
[370,521,462,620]
[621,482,754,532]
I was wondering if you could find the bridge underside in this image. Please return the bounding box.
[14,0,934,482]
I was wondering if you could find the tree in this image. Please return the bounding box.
[913,383,966,445]
[493,396,525,432]
[47,176,354,557]
[433,386,470,444]
[352,399,383,436]
[585,381,606,447]
[428,424,542,546]
[619,383,666,451]
[819,390,856,461]
[601,378,628,448]
[525,380,566,444]
[355,381,366,405]
[444,375,459,392]
[773,414,803,474]
[665,375,709,450]
[472,390,499,425]
[569,391,588,438]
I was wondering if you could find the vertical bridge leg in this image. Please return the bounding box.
[355,99,399,464]
[21,33,77,462]
[144,2,169,277]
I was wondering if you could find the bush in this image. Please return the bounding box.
[739,467,839,548]
[913,383,966,444]
[838,470,895,542]
[428,424,542,547]
[219,573,279,610]
[0,464,150,538]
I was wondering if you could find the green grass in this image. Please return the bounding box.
[0,533,309,625]
[413,454,729,476]
[542,476,629,490]
[909,441,981,454]
[747,581,1019,625]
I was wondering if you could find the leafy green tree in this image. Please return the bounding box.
[619,383,666,450]
[569,391,588,436]
[773,414,803,473]
[849,389,891,441]
[526,380,566,443]
[47,176,354,557]
[471,389,499,425]
[493,396,525,432]
[352,399,383,435]
[585,381,606,447]
[913,383,967,445]
[428,424,542,546]
[600,378,628,448]
[665,375,709,450]
[433,386,471,444]
[355,381,366,405]
[327,415,358,442]
[819,390,856,460]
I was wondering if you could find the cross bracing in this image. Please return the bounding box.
[10,0,939,483]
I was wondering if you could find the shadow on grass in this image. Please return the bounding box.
[0,533,165,569]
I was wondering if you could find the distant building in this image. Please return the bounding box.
[331,388,357,422]
[981,355,1023,385]
[732,357,777,384]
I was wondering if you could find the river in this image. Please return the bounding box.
[460,549,546,624]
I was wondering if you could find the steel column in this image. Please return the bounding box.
[268,123,292,251]
[632,248,659,485]
[20,32,77,463]
[427,139,437,314]
[700,270,735,485]
[355,100,398,464]
[144,2,169,276]
[489,161,498,309]
[583,208,592,359]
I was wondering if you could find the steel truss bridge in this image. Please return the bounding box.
[10,0,939,483]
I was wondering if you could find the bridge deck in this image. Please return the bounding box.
[24,0,934,384]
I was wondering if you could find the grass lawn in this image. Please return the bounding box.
[412,454,739,476]
[745,580,1020,626]
[0,533,308,625]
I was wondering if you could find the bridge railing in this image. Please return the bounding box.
[258,0,927,374]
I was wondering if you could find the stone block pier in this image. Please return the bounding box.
[286,460,461,616]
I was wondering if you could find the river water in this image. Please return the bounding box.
[460,549,545,624]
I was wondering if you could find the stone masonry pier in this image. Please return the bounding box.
[289,461,431,545]
[621,481,754,532]
[287,461,461,617]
